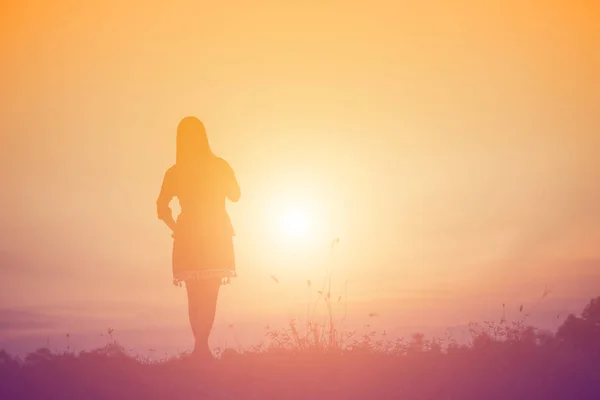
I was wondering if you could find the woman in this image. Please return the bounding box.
[156,116,240,360]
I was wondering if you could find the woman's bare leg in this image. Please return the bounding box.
[185,278,221,358]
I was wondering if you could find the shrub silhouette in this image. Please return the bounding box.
[557,296,600,352]
[582,296,600,326]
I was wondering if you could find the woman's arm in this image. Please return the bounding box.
[156,166,177,233]
[223,160,241,202]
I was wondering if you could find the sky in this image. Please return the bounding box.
[1,0,599,355]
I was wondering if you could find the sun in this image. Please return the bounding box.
[282,208,310,238]
[268,200,318,246]
[261,190,329,251]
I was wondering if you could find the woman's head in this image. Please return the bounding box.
[176,116,212,165]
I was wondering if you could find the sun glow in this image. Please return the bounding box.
[258,183,335,255]
[282,208,310,238]
[267,198,322,249]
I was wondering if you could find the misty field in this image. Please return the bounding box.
[2,297,599,400]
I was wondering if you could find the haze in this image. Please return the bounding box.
[1,0,598,355]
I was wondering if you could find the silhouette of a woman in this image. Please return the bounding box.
[156,116,240,360]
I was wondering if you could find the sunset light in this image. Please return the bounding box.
[1,0,599,398]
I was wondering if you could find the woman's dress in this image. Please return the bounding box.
[157,157,237,286]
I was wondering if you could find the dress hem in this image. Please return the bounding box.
[173,269,237,287]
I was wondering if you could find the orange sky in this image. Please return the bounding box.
[1,0,599,352]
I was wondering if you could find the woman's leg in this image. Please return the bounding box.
[185,277,221,358]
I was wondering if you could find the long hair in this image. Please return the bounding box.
[176,116,214,167]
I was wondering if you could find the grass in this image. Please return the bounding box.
[0,316,600,400]
[1,296,600,400]
[2,245,599,399]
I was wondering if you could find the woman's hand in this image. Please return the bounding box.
[166,220,177,237]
